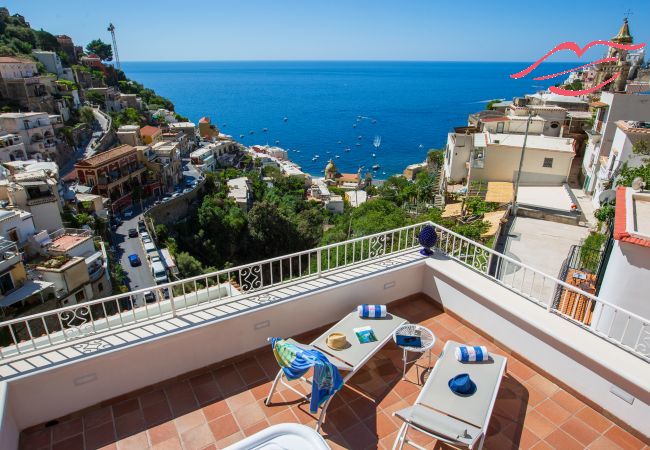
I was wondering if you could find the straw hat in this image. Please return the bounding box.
[326,332,349,350]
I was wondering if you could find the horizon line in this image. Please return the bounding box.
[117,59,586,64]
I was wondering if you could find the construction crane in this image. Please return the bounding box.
[107,23,121,70]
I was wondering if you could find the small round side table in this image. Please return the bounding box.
[393,324,436,383]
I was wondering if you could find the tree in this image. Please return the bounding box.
[86,39,113,61]
[486,99,501,110]
[632,140,650,164]
[79,106,95,125]
[427,149,444,170]
[176,252,205,277]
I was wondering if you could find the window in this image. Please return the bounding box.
[496,122,504,133]
[7,228,18,242]
[98,283,104,292]
[0,272,14,295]
[550,122,559,129]
[543,158,554,168]
[75,290,86,302]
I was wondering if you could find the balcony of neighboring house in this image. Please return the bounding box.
[0,223,648,450]
[25,186,57,207]
[0,241,21,274]
[86,252,105,283]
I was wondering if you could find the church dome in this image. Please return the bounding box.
[325,159,337,174]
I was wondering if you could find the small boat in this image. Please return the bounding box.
[250,130,255,134]
[335,155,340,159]
[263,128,268,132]
[382,171,386,175]
[372,119,377,124]
[372,153,376,158]
[373,135,382,148]
[337,140,342,144]
[275,140,280,144]
[344,148,351,152]
[352,124,357,128]
[283,117,288,122]
[296,150,301,153]
[326,151,331,154]
[355,143,361,147]
[239,134,245,138]
[372,164,380,170]
[358,135,362,140]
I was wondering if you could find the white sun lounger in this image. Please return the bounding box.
[265,310,406,431]
[392,340,507,450]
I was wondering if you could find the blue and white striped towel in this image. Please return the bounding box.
[455,345,489,362]
[357,304,387,318]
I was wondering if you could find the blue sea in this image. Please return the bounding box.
[121,61,575,177]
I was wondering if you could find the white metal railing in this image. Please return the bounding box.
[0,222,428,360]
[0,221,648,362]
[426,222,650,362]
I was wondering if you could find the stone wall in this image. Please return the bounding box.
[145,179,206,226]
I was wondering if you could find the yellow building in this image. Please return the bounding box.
[140,125,162,145]
[198,117,220,140]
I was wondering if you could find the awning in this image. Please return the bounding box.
[473,133,487,148]
[485,182,514,203]
[0,280,53,308]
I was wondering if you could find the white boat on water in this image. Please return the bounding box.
[263,128,268,132]
[373,135,382,148]
[372,164,380,170]
[283,117,288,122]
[344,148,351,152]
[239,134,245,138]
[335,155,340,158]
[355,143,361,146]
[372,153,376,157]
[250,130,255,134]
[352,124,357,128]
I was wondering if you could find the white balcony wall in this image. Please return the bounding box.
[0,261,425,449]
[421,256,650,437]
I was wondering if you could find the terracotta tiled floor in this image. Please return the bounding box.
[20,295,649,450]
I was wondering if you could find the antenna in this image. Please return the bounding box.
[623,9,633,19]
[107,22,121,70]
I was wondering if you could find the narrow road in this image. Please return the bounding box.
[113,212,156,294]
[60,108,110,178]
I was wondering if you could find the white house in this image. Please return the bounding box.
[595,187,650,346]
[0,112,57,161]
[582,92,650,194]
[444,130,575,185]
[227,177,252,212]
[591,121,650,207]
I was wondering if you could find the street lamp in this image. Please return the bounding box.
[511,112,533,217]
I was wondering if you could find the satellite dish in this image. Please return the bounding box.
[632,177,646,192]
[598,189,616,205]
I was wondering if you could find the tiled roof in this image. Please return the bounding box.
[481,117,509,122]
[140,125,161,136]
[75,145,135,168]
[613,186,650,248]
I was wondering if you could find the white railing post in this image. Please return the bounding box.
[316,249,322,277]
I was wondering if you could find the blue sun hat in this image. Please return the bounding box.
[448,373,477,396]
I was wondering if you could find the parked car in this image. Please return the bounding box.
[142,237,152,245]
[123,209,134,219]
[143,291,156,304]
[128,228,138,238]
[128,254,141,267]
[162,195,171,202]
[185,179,194,188]
[138,219,146,231]
[161,288,170,300]
[183,188,192,194]
[171,192,181,199]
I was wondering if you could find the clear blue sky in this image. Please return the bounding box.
[4,0,649,62]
